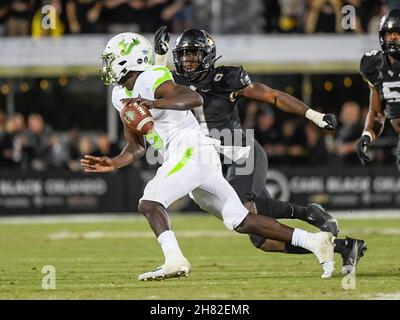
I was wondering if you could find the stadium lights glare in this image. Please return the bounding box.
[1,84,10,95]
[20,82,30,93]
[324,81,333,92]
[58,76,68,86]
[40,79,49,90]
[344,76,353,88]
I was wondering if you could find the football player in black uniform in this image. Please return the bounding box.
[357,9,400,171]
[126,27,366,274]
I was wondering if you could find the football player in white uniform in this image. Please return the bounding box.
[81,33,335,281]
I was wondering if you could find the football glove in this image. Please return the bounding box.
[321,113,337,131]
[356,135,372,165]
[154,26,170,55]
[305,109,337,131]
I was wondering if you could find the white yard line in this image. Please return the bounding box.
[364,292,400,300]
[48,230,237,240]
[0,209,399,225]
[0,214,137,225]
[46,227,400,241]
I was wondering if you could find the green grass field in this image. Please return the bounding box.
[0,214,399,300]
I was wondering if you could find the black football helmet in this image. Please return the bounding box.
[173,28,217,81]
[379,9,400,60]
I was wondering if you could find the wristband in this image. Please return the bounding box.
[155,53,168,67]
[305,109,324,125]
[361,131,373,141]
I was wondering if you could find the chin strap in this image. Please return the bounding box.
[212,55,222,65]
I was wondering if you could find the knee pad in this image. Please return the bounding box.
[249,233,266,249]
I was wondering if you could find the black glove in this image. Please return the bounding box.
[357,135,372,165]
[154,26,170,55]
[322,113,337,131]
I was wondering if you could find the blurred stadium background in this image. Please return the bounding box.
[0,0,399,216]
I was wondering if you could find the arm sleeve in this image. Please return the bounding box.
[155,53,168,67]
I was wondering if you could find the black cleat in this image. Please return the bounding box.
[341,237,367,274]
[304,203,339,236]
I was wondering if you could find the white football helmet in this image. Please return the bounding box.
[101,32,153,85]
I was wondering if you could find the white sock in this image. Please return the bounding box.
[157,230,184,261]
[291,228,309,249]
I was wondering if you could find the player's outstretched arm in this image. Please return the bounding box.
[80,126,145,173]
[356,86,385,164]
[235,82,337,130]
[121,80,203,111]
[154,26,170,67]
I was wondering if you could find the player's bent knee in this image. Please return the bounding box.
[234,212,257,234]
[249,234,266,249]
[138,200,165,217]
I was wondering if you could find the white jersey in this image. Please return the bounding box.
[111,66,248,230]
[112,65,209,160]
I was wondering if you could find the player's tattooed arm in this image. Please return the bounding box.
[80,126,145,173]
[235,82,309,114]
[357,86,385,164]
[235,82,337,130]
[122,81,203,111]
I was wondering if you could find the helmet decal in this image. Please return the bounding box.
[118,38,140,56]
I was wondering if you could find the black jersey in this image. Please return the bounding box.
[173,65,252,144]
[360,50,400,119]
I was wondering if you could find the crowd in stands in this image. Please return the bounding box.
[0,0,193,37]
[0,111,121,171]
[0,100,397,172]
[0,0,393,37]
[242,99,397,168]
[0,0,397,171]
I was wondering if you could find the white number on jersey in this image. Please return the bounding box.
[365,50,379,56]
[382,81,400,102]
[214,73,223,82]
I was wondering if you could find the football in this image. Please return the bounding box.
[120,101,154,135]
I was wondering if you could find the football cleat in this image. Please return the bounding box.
[341,237,367,274]
[138,257,191,281]
[304,203,339,237]
[305,231,335,279]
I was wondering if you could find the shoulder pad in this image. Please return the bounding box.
[143,65,174,92]
[360,50,384,87]
[213,66,251,91]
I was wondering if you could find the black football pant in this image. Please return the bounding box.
[222,138,309,248]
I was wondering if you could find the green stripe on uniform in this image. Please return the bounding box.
[166,147,194,177]
[124,87,133,97]
[152,66,173,91]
